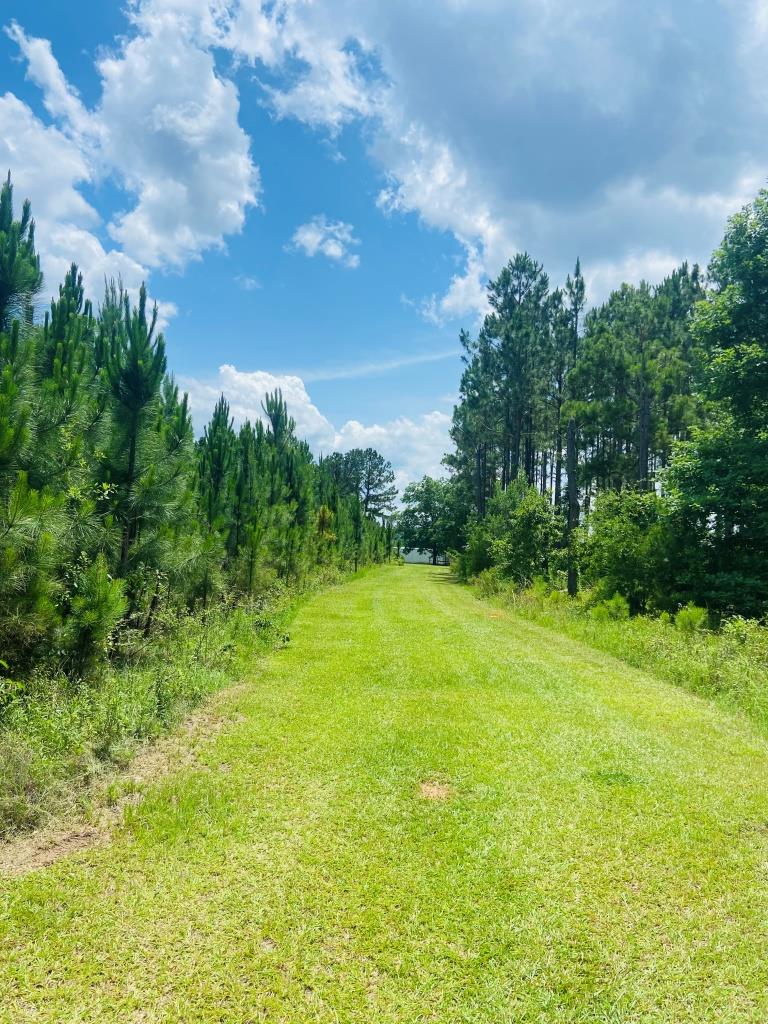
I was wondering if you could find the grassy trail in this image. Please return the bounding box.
[3,565,768,1022]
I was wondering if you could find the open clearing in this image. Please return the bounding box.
[2,565,768,1022]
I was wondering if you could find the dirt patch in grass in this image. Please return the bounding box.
[0,683,249,879]
[419,781,453,801]
[0,826,106,877]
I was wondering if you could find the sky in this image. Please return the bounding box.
[1,0,766,493]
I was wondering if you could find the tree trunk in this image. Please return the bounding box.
[477,443,487,518]
[475,444,483,516]
[120,421,138,572]
[566,417,579,597]
[637,385,651,490]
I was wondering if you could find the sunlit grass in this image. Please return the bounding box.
[2,564,768,1022]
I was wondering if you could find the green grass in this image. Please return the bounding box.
[3,564,768,1022]
[474,574,768,733]
[0,599,290,836]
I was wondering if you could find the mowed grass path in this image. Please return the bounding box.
[3,566,768,1022]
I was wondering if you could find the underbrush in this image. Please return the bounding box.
[472,570,768,731]
[0,566,347,838]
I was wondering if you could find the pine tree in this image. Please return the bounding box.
[30,264,97,492]
[99,282,169,610]
[0,172,42,331]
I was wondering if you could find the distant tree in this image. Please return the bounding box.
[399,476,462,564]
[360,448,397,518]
[337,447,397,518]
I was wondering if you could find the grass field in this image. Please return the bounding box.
[2,564,768,1022]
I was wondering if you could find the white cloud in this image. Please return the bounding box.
[301,348,459,383]
[420,245,489,325]
[4,10,258,311]
[97,15,258,268]
[235,274,261,290]
[218,0,768,314]
[0,94,176,325]
[0,93,95,229]
[180,363,452,488]
[7,0,766,329]
[288,215,361,268]
[584,251,686,306]
[5,22,95,139]
[181,365,338,450]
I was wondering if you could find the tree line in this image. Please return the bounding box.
[0,174,396,679]
[402,186,768,619]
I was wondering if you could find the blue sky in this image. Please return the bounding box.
[1,0,766,489]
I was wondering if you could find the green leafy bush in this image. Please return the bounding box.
[456,477,562,587]
[675,603,709,634]
[590,593,630,621]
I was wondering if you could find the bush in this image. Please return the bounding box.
[63,554,127,676]
[455,477,562,586]
[590,593,630,621]
[454,517,493,580]
[675,603,709,634]
[474,567,505,597]
[580,490,669,613]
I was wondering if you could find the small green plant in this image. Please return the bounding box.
[474,567,505,597]
[590,593,630,621]
[675,603,709,634]
[63,554,127,676]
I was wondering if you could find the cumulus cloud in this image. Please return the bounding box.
[181,365,337,449]
[5,22,95,138]
[0,92,95,228]
[11,0,759,320]
[219,0,768,310]
[3,10,257,309]
[288,215,361,268]
[9,0,767,318]
[180,363,452,489]
[98,14,257,268]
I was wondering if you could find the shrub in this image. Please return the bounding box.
[675,603,709,634]
[590,593,630,621]
[474,567,505,597]
[63,554,127,676]
[456,477,562,586]
[580,490,669,612]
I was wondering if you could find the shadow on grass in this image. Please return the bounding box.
[426,571,458,585]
